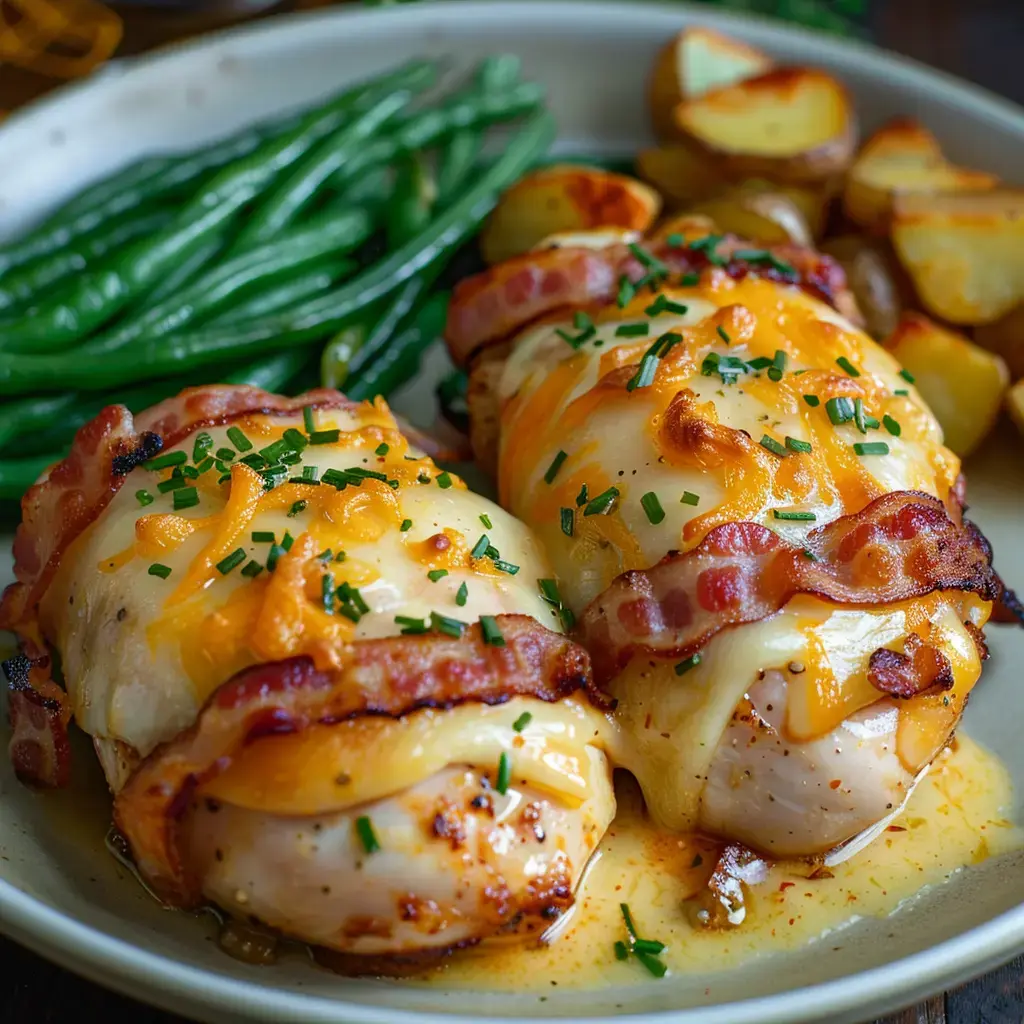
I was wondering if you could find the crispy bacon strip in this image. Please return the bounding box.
[113,616,599,907]
[867,634,954,698]
[577,491,1001,685]
[3,652,71,788]
[445,236,854,365]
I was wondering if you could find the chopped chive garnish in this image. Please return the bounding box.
[615,322,649,338]
[301,465,319,482]
[226,426,252,452]
[321,572,335,614]
[785,436,812,454]
[701,351,748,385]
[883,414,902,437]
[181,464,200,480]
[538,577,575,632]
[854,441,890,456]
[266,544,286,572]
[395,615,429,635]
[746,356,773,371]
[145,450,187,472]
[335,551,346,562]
[495,751,512,794]
[680,491,700,506]
[471,534,490,559]
[825,396,856,425]
[309,429,341,445]
[400,518,413,532]
[375,443,389,456]
[287,499,307,518]
[641,491,666,525]
[513,711,532,733]
[493,559,520,575]
[430,611,466,638]
[689,233,724,255]
[854,397,869,434]
[148,563,172,579]
[456,581,468,607]
[436,471,453,489]
[680,271,700,286]
[616,275,636,308]
[836,356,861,377]
[731,248,796,276]
[633,938,667,955]
[355,816,380,854]
[240,453,267,470]
[240,560,264,578]
[216,548,247,575]
[803,394,820,408]
[614,940,630,961]
[899,368,915,383]
[716,325,731,343]
[768,349,787,381]
[576,483,589,507]
[894,388,910,397]
[759,435,788,458]
[584,486,619,517]
[317,549,333,561]
[427,569,448,582]
[216,447,235,461]
[627,331,681,391]
[252,530,274,543]
[173,487,199,511]
[302,406,316,433]
[574,311,594,332]
[479,513,493,529]
[259,439,290,464]
[282,428,308,453]
[135,489,154,507]
[635,951,668,979]
[480,615,505,647]
[281,531,294,551]
[192,433,213,462]
[560,507,574,537]
[544,450,568,484]
[620,903,638,938]
[674,653,701,676]
[773,510,817,521]
[321,468,347,489]
[645,295,689,317]
[195,457,215,474]
[665,233,684,248]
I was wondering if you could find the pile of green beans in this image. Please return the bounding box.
[0,54,554,499]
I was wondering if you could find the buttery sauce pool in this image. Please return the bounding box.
[419,735,1020,990]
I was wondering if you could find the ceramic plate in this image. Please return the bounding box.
[1,3,1022,1023]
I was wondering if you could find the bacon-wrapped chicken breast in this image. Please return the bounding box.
[0,386,615,958]
[445,226,1007,859]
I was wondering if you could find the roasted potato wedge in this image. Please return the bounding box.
[689,190,813,247]
[1006,378,1024,439]
[731,178,829,239]
[674,68,857,185]
[975,304,1024,380]
[844,118,998,232]
[648,213,720,244]
[648,26,772,139]
[884,311,1009,457]
[891,190,1024,325]
[820,235,904,341]
[479,164,661,265]
[635,143,724,207]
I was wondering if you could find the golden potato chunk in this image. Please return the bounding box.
[1006,378,1024,439]
[844,118,998,232]
[975,303,1024,380]
[674,68,856,185]
[820,235,905,341]
[635,143,723,207]
[891,190,1024,325]
[479,165,661,265]
[689,189,813,246]
[884,311,1009,457]
[648,26,772,139]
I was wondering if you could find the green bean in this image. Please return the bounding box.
[0,110,555,394]
[0,454,60,500]
[130,235,226,311]
[208,260,356,328]
[346,291,450,402]
[33,207,374,358]
[0,60,437,280]
[0,208,177,316]
[386,154,436,250]
[0,85,416,352]
[223,350,310,390]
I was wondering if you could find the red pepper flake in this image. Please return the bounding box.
[779,881,795,891]
[829,779,842,790]
[886,825,907,832]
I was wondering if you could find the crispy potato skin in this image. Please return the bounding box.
[674,67,857,186]
[844,117,998,233]
[480,165,661,265]
[891,190,1024,325]
[884,311,1009,457]
[975,304,1024,380]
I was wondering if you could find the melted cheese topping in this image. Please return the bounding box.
[494,276,984,773]
[201,696,612,815]
[497,276,958,611]
[40,400,563,769]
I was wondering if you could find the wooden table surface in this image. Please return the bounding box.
[1,1,1022,1022]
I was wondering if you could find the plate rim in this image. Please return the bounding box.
[1,2,1022,1021]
